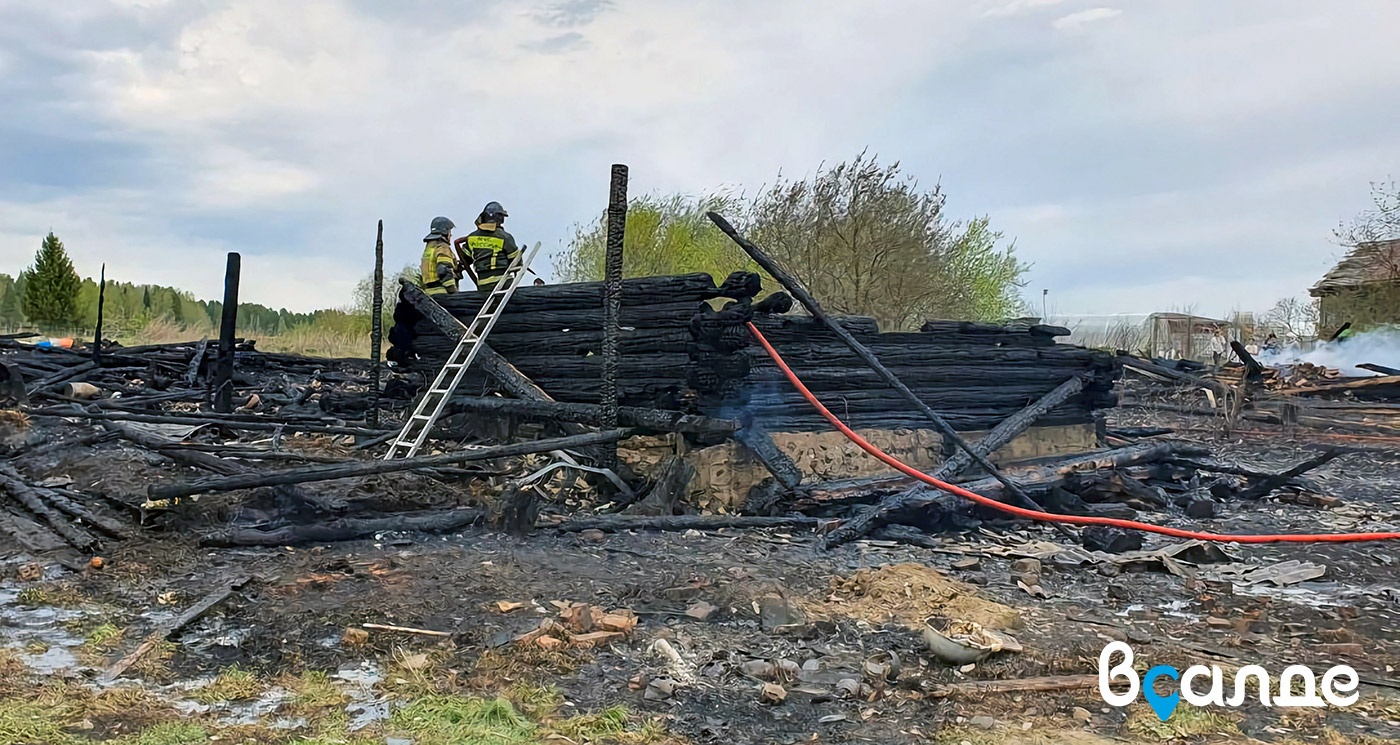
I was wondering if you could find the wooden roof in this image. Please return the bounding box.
[1310,239,1400,296]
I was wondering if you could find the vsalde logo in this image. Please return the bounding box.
[1098,642,1360,721]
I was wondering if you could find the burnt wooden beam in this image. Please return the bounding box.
[398,278,565,404]
[370,219,385,428]
[601,164,628,471]
[37,408,387,438]
[1230,341,1264,382]
[1237,448,1344,500]
[101,574,252,683]
[0,465,99,550]
[92,263,106,363]
[825,375,1086,547]
[707,211,1056,520]
[1118,355,1229,396]
[1359,363,1400,376]
[878,441,1204,524]
[215,252,240,413]
[448,395,739,436]
[734,423,804,490]
[148,428,632,501]
[103,421,340,513]
[557,514,825,533]
[184,339,209,387]
[201,508,483,547]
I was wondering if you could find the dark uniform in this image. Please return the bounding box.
[460,202,521,289]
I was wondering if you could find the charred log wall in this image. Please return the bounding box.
[386,274,1117,432]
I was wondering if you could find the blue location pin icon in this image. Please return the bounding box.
[1142,665,1181,722]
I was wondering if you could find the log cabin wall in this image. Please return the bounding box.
[386,272,1118,434]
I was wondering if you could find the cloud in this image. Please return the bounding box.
[0,0,1396,319]
[1052,7,1122,31]
[985,0,1069,18]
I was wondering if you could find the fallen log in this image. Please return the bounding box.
[556,514,825,533]
[734,423,804,490]
[822,376,1087,547]
[1237,449,1345,500]
[33,487,131,539]
[1275,375,1400,399]
[0,465,99,550]
[101,575,252,682]
[27,360,98,396]
[1118,356,1228,396]
[104,422,340,513]
[149,428,632,500]
[1359,363,1400,376]
[0,505,68,553]
[928,675,1102,699]
[200,508,483,547]
[34,407,388,438]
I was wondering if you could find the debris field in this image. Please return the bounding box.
[2,262,1400,744]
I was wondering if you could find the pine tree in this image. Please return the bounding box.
[0,274,20,330]
[21,233,82,329]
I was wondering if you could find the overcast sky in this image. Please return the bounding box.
[2,0,1397,316]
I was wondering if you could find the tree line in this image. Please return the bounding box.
[1,232,369,339]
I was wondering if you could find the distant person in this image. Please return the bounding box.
[1207,329,1227,367]
[418,216,461,296]
[1262,333,1280,354]
[455,201,521,290]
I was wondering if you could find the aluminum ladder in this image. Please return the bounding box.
[385,242,542,460]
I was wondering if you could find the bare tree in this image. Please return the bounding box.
[1263,296,1319,340]
[1336,178,1400,247]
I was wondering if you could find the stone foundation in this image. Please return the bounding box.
[620,423,1100,512]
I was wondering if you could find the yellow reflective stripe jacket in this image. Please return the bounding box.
[465,223,520,286]
[419,239,458,294]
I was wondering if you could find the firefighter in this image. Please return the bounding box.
[454,201,521,289]
[419,216,461,296]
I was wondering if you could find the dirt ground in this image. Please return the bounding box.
[3,408,1400,744]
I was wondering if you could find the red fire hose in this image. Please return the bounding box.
[747,322,1400,544]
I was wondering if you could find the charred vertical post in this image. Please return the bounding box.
[601,164,629,468]
[92,264,106,363]
[214,253,241,413]
[369,220,385,427]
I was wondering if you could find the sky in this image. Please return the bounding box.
[1,0,1397,317]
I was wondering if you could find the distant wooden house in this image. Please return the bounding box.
[1309,239,1400,332]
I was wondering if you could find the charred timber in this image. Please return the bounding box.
[201,508,483,547]
[868,441,1206,525]
[446,396,739,436]
[824,376,1087,547]
[557,514,825,533]
[0,466,99,550]
[148,428,632,500]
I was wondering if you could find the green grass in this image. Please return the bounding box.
[289,670,349,711]
[84,623,125,651]
[0,698,78,745]
[1127,705,1239,740]
[389,695,537,745]
[191,666,264,704]
[109,722,209,745]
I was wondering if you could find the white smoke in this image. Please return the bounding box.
[1256,326,1400,377]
